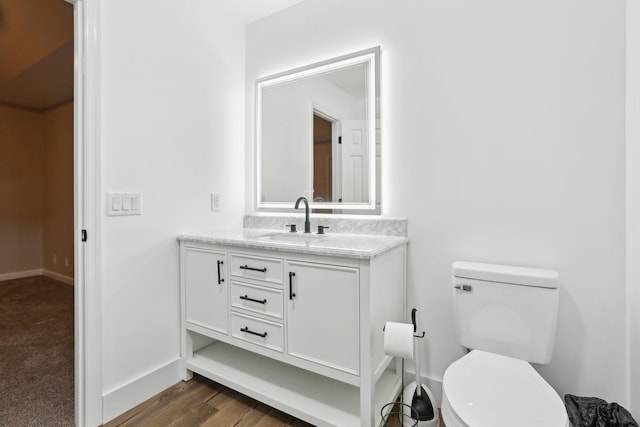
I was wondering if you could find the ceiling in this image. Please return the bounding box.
[0,40,73,111]
[0,0,304,112]
[0,0,74,111]
[215,0,305,24]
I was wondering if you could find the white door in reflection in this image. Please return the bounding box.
[341,120,368,203]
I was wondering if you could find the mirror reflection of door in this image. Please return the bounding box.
[341,120,368,203]
[313,113,334,203]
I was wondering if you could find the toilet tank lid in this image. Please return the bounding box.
[453,261,559,289]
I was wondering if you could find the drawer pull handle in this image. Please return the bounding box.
[239,295,267,305]
[240,265,267,273]
[240,327,268,338]
[289,271,296,300]
[217,260,224,284]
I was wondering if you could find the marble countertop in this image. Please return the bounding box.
[178,228,408,260]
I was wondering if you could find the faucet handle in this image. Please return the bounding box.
[317,225,329,235]
[286,224,297,233]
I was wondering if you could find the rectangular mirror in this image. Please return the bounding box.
[256,47,380,212]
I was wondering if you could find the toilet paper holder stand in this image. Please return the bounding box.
[382,308,439,427]
[383,308,425,338]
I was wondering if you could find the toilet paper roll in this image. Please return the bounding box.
[383,321,414,359]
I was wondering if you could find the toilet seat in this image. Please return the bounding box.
[442,350,568,427]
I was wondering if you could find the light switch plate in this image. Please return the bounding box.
[211,193,220,212]
[107,192,142,216]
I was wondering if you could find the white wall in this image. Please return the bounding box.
[627,0,640,416]
[247,0,628,406]
[43,102,74,279]
[99,0,245,419]
[0,102,73,283]
[0,106,44,277]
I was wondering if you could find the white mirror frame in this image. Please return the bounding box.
[255,47,379,211]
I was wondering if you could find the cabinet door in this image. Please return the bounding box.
[286,261,359,375]
[184,247,228,335]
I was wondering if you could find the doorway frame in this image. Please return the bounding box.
[311,105,342,205]
[627,0,640,415]
[65,0,103,425]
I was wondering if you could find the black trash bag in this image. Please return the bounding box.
[564,394,638,427]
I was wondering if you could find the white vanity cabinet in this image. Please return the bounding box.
[179,234,407,427]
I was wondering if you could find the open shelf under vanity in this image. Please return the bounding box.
[187,341,401,427]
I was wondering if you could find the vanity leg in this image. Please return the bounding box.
[181,330,194,381]
[179,243,193,381]
[359,267,375,427]
[360,378,374,427]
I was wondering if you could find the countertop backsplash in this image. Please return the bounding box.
[243,214,407,237]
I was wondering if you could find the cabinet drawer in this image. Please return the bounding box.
[229,253,283,285]
[230,282,283,320]
[231,313,284,352]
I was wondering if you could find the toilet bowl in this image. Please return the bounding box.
[441,350,568,427]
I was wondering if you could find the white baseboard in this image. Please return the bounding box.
[0,269,43,282]
[42,269,74,285]
[102,358,182,423]
[0,269,74,285]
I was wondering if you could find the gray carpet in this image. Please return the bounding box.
[0,275,74,426]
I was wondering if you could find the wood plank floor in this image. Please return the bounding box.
[102,374,445,427]
[102,374,314,427]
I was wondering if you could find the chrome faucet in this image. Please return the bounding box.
[294,196,311,233]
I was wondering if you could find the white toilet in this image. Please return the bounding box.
[441,261,569,427]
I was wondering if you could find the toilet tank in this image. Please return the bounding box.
[452,261,560,364]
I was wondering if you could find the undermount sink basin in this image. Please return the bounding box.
[256,232,328,242]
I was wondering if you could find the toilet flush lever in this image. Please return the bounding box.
[454,284,473,292]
